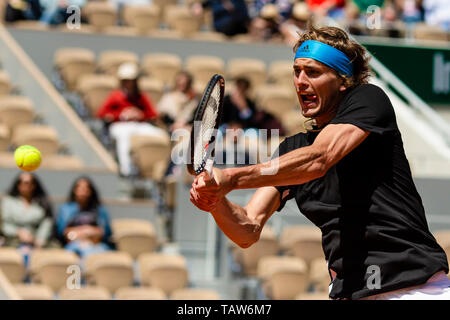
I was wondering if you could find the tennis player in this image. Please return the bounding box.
[190,25,450,300]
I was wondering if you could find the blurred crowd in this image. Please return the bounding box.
[3,0,449,44]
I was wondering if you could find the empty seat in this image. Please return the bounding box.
[97,50,139,76]
[308,257,330,293]
[138,253,189,296]
[0,248,25,283]
[77,74,118,116]
[227,58,267,96]
[11,124,60,156]
[59,286,111,300]
[14,284,54,300]
[414,23,448,41]
[115,286,167,300]
[53,47,96,91]
[138,77,164,105]
[84,1,118,31]
[141,53,182,87]
[257,255,308,300]
[0,96,34,133]
[40,154,84,170]
[433,230,450,266]
[84,251,134,294]
[29,249,80,293]
[123,5,161,34]
[111,219,158,259]
[0,123,10,151]
[279,225,324,267]
[185,55,225,90]
[295,291,329,300]
[190,31,227,42]
[231,226,279,276]
[164,5,201,36]
[268,60,293,86]
[171,288,220,300]
[130,133,172,182]
[255,84,297,118]
[280,109,307,136]
[0,70,11,96]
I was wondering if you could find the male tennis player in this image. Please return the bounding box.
[190,25,450,300]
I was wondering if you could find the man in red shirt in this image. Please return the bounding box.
[97,62,168,177]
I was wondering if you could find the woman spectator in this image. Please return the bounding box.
[56,176,113,259]
[1,172,54,264]
[96,62,168,177]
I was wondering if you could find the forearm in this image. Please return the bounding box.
[226,145,326,190]
[210,197,261,248]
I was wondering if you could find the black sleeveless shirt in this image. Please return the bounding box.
[274,84,448,299]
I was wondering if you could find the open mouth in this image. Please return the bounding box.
[299,93,318,107]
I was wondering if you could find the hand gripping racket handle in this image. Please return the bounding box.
[204,158,215,180]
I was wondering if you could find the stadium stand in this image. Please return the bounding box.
[13,283,54,300]
[114,286,167,300]
[0,247,26,283]
[58,285,111,300]
[170,287,221,300]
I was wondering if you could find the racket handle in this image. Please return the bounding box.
[205,158,215,180]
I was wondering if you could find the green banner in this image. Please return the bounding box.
[361,41,450,106]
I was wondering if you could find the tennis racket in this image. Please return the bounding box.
[187,74,225,179]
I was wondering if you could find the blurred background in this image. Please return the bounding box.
[0,0,448,301]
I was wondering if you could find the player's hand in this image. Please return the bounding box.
[190,168,232,212]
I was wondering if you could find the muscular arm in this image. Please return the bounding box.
[191,186,280,248]
[226,123,369,190]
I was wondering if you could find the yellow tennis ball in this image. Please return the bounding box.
[14,145,42,171]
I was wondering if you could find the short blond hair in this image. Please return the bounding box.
[294,25,371,88]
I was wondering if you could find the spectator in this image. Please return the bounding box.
[1,172,54,264]
[279,2,313,46]
[56,176,113,259]
[96,62,167,177]
[423,0,449,31]
[5,0,42,22]
[222,77,257,130]
[305,0,347,21]
[157,71,199,133]
[248,3,284,42]
[248,0,293,20]
[39,0,86,25]
[191,0,250,37]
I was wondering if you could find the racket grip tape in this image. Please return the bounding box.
[204,158,215,180]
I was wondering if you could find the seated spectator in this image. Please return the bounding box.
[157,71,199,133]
[423,0,449,31]
[109,0,151,25]
[279,2,313,46]
[222,77,257,130]
[56,176,113,259]
[248,3,284,42]
[306,0,347,21]
[39,0,86,26]
[1,172,54,264]
[248,0,293,20]
[5,0,42,22]
[96,62,167,177]
[191,0,250,37]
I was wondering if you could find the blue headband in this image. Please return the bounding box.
[294,40,353,77]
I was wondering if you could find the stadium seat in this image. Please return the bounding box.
[308,257,330,293]
[11,124,60,156]
[190,31,227,42]
[138,77,165,105]
[230,225,279,276]
[0,70,11,96]
[141,53,182,87]
[77,74,118,116]
[227,58,267,96]
[170,288,221,300]
[97,50,140,76]
[40,154,84,170]
[268,60,293,86]
[59,286,111,300]
[433,230,450,267]
[138,253,189,295]
[414,23,449,41]
[185,55,225,90]
[0,248,26,283]
[255,84,297,119]
[164,5,201,37]
[13,284,54,300]
[115,286,167,300]
[0,95,34,133]
[280,108,307,136]
[29,249,80,293]
[257,255,308,300]
[123,5,161,35]
[53,47,96,92]
[111,219,159,259]
[295,291,329,300]
[83,1,118,32]
[0,123,10,151]
[153,0,178,19]
[279,225,324,268]
[130,133,172,183]
[84,251,134,294]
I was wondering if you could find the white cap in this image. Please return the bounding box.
[117,62,139,80]
[293,2,311,21]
